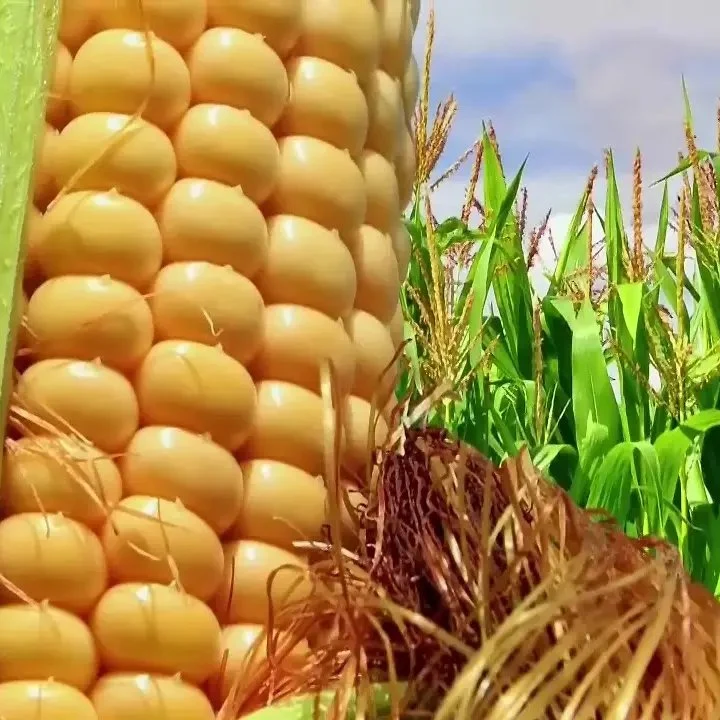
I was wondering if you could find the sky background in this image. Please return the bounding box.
[414,0,720,263]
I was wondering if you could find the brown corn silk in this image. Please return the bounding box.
[233,417,720,719]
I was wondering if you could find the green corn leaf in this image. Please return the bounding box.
[652,151,715,185]
[570,419,611,505]
[687,344,720,388]
[660,255,701,304]
[457,377,491,454]
[542,297,577,440]
[482,130,507,213]
[532,444,576,474]
[550,194,592,292]
[489,403,520,457]
[239,685,402,720]
[686,450,710,507]
[604,152,629,287]
[465,239,497,364]
[586,443,635,525]
[434,216,483,254]
[681,408,720,433]
[614,283,651,441]
[630,441,665,535]
[487,167,532,376]
[688,504,720,592]
[654,428,693,510]
[653,409,720,513]
[571,300,621,448]
[475,316,520,380]
[653,184,670,258]
[463,158,527,372]
[404,213,432,308]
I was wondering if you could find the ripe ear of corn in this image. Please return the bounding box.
[0,0,419,718]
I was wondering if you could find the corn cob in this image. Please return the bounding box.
[0,0,420,716]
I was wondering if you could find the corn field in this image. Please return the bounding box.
[400,9,720,598]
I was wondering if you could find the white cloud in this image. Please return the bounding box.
[415,0,720,223]
[420,0,720,57]
[481,54,716,176]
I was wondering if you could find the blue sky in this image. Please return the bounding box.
[416,0,720,248]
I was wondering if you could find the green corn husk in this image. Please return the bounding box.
[0,0,60,464]
[240,685,400,720]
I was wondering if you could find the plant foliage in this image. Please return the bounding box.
[400,11,720,596]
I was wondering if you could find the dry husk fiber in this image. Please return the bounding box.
[221,420,720,719]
